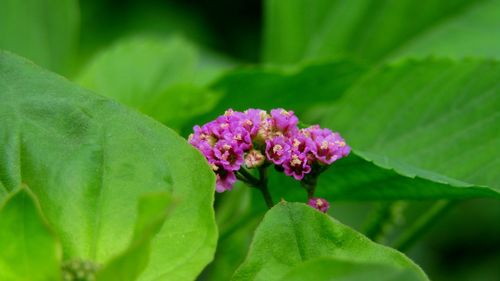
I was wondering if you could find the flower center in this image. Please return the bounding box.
[335,140,346,147]
[291,155,302,166]
[320,140,329,150]
[316,199,323,207]
[273,144,283,153]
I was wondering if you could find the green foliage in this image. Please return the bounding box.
[321,58,500,197]
[0,0,499,280]
[185,60,366,134]
[0,188,61,281]
[0,0,79,74]
[264,0,500,64]
[0,51,217,280]
[232,202,428,281]
[78,36,231,130]
[316,155,499,200]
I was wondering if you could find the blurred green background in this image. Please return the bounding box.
[1,0,499,280]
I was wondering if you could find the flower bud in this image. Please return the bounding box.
[62,259,100,281]
[308,197,330,213]
[244,149,265,169]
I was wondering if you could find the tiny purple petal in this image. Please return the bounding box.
[308,198,330,213]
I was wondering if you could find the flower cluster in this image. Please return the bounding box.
[308,198,330,213]
[188,108,350,194]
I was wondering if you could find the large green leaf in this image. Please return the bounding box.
[263,0,500,64]
[0,188,61,281]
[320,58,500,199]
[0,0,79,73]
[280,258,423,281]
[0,51,217,280]
[232,202,428,281]
[97,193,173,281]
[78,36,231,130]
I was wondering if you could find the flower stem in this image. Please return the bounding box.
[257,165,274,209]
[392,200,455,252]
[300,164,328,199]
[237,166,274,209]
[237,168,260,186]
[301,175,318,200]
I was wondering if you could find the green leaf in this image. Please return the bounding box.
[184,60,366,134]
[321,58,500,199]
[317,154,500,200]
[279,257,423,281]
[78,36,231,130]
[263,0,500,64]
[0,188,62,281]
[0,51,217,280]
[0,0,79,73]
[97,193,173,281]
[232,202,428,281]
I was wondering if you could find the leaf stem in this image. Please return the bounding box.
[392,200,455,252]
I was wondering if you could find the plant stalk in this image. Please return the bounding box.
[301,175,318,200]
[237,166,274,209]
[257,165,274,208]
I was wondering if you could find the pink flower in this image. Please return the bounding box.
[270,108,298,134]
[288,131,312,154]
[213,140,244,171]
[308,198,330,213]
[265,136,291,165]
[188,125,215,148]
[283,153,311,180]
[211,163,237,192]
[305,126,350,164]
[244,149,265,168]
[224,126,252,151]
[241,109,266,137]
